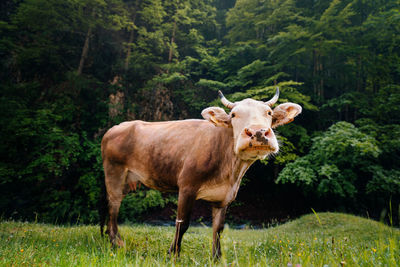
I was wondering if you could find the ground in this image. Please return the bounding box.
[1,212,399,266]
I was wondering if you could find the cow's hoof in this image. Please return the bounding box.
[117,239,125,247]
[212,254,222,261]
[112,238,125,248]
[168,248,174,256]
[168,248,180,257]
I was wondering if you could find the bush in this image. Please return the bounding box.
[277,121,381,198]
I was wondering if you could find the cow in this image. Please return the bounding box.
[99,88,302,258]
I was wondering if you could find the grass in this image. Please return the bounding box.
[1,212,399,266]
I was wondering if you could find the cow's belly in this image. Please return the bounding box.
[196,184,229,202]
[196,183,240,206]
[126,169,178,192]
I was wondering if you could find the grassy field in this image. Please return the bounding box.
[1,212,399,266]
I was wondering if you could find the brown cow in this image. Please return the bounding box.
[99,88,301,258]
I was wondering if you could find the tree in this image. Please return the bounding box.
[277,122,380,200]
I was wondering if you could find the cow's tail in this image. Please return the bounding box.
[99,174,109,237]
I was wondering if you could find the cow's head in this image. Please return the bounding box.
[201,88,302,160]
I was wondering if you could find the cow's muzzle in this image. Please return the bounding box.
[244,128,270,143]
[240,127,277,152]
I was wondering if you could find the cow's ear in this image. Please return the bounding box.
[272,103,302,128]
[201,107,231,128]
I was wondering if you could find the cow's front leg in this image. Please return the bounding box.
[169,189,196,256]
[212,205,227,259]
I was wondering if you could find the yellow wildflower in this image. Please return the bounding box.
[372,248,377,253]
[20,249,24,252]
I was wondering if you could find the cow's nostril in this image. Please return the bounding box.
[255,131,262,138]
[244,128,253,137]
[255,130,269,144]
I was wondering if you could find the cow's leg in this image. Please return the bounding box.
[212,206,227,259]
[104,162,127,247]
[169,189,196,256]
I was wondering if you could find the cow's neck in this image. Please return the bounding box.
[217,156,253,206]
[220,127,256,183]
[232,156,253,179]
[222,127,256,204]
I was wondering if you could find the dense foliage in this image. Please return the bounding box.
[0,0,399,224]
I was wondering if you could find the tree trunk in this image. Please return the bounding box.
[77,27,92,75]
[124,0,139,72]
[168,20,177,63]
[124,30,134,72]
[356,54,361,92]
[313,49,317,97]
[313,49,324,101]
[320,59,324,100]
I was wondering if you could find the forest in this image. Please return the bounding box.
[0,0,399,226]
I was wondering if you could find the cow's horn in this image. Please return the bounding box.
[265,87,279,106]
[218,90,236,109]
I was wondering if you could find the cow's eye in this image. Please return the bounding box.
[231,113,236,118]
[267,111,272,116]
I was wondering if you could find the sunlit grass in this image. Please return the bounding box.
[1,212,399,266]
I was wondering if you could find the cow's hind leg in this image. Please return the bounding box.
[212,206,227,259]
[104,162,127,247]
[169,189,196,256]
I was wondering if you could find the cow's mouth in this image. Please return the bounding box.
[239,146,276,160]
[242,144,277,154]
[235,137,279,159]
[245,146,272,151]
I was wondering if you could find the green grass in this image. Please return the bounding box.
[1,212,399,266]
